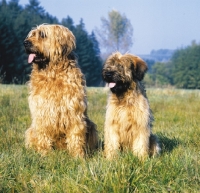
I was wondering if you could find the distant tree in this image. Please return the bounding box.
[172,42,200,89]
[88,31,102,86]
[143,59,155,73]
[143,73,155,87]
[74,19,102,86]
[0,0,23,83]
[95,10,133,56]
[24,0,47,29]
[61,16,76,32]
[151,62,172,86]
[25,0,45,18]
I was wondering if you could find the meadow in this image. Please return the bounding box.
[0,85,199,192]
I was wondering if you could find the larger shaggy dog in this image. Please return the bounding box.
[102,52,160,159]
[23,24,98,157]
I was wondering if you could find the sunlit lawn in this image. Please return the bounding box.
[0,85,199,192]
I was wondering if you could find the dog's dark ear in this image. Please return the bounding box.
[131,56,148,81]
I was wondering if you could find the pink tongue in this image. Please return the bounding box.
[28,54,36,63]
[108,82,116,88]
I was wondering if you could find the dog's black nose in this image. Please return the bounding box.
[23,40,32,48]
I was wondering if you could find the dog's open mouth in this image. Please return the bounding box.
[28,53,36,63]
[107,80,130,96]
[27,52,49,66]
[108,82,116,88]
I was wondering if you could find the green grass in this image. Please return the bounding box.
[0,85,199,192]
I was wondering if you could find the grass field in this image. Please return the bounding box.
[0,85,199,192]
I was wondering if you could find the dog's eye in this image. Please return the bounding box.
[39,31,46,38]
[31,31,36,37]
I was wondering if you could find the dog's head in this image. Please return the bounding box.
[102,52,147,95]
[23,24,76,67]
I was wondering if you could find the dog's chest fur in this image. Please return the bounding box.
[28,63,87,133]
[105,90,151,145]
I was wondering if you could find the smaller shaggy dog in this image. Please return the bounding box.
[102,52,160,159]
[23,24,98,157]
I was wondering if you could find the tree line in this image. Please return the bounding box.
[1,0,200,89]
[144,41,200,89]
[0,0,102,86]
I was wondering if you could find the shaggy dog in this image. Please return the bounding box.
[102,52,160,159]
[23,24,98,157]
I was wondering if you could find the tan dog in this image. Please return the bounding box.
[102,52,160,159]
[23,24,98,157]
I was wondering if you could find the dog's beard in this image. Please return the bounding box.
[103,71,130,96]
[28,53,49,69]
[24,40,49,68]
[109,81,130,96]
[28,53,48,63]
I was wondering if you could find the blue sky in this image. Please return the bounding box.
[19,0,200,55]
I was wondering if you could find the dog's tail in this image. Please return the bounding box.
[149,133,161,157]
[85,118,99,152]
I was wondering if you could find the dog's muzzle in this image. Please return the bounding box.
[23,40,32,50]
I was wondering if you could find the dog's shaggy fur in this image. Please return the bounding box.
[102,52,160,159]
[23,24,98,157]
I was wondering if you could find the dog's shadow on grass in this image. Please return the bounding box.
[96,134,180,156]
[157,133,180,154]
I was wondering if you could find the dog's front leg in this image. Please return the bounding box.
[104,125,120,159]
[131,132,149,159]
[25,127,53,155]
[66,126,86,158]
